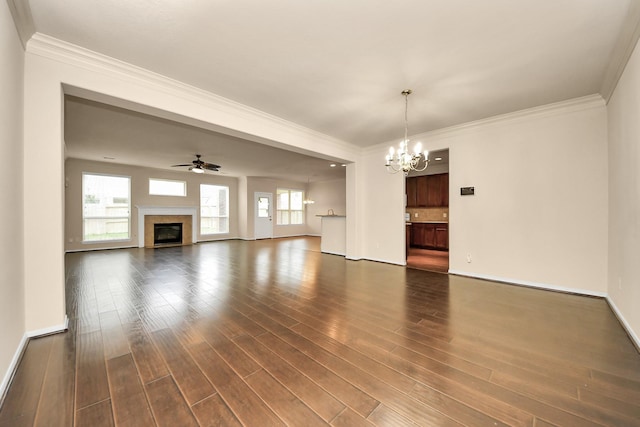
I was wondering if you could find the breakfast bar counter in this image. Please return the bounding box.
[316,214,346,256]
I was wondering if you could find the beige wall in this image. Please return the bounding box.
[607,38,640,345]
[443,98,608,295]
[363,96,609,294]
[305,178,347,235]
[0,0,26,394]
[245,177,314,239]
[65,158,239,251]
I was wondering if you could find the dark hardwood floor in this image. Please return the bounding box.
[1,236,639,426]
[406,248,449,273]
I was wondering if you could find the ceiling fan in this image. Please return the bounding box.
[172,154,221,174]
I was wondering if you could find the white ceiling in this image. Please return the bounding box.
[15,1,640,179]
[64,96,348,182]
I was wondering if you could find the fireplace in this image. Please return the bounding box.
[137,206,197,248]
[154,223,183,246]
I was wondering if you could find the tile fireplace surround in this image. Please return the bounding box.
[136,206,198,248]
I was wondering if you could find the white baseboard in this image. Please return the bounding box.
[0,333,28,406]
[606,297,640,351]
[27,315,69,338]
[320,250,346,257]
[65,245,137,253]
[447,270,607,298]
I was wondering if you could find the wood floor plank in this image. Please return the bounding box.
[233,334,346,422]
[123,323,169,384]
[33,332,75,427]
[150,328,215,405]
[255,332,380,418]
[145,375,198,427]
[99,310,130,360]
[75,399,115,427]
[191,394,242,427]
[75,331,110,410]
[270,322,478,427]
[244,369,327,426]
[0,338,53,426]
[187,341,286,426]
[194,323,261,378]
[366,404,420,426]
[106,354,155,427]
[331,407,375,427]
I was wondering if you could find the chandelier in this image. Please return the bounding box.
[303,177,315,204]
[385,89,429,175]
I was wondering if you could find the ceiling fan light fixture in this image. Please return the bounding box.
[192,166,204,174]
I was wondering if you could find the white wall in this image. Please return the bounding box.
[360,148,407,265]
[0,0,26,396]
[64,158,240,251]
[364,97,609,294]
[305,178,347,235]
[607,38,640,345]
[444,99,608,295]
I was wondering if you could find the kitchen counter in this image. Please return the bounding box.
[317,215,346,256]
[406,220,448,224]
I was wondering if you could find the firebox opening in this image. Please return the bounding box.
[154,223,183,246]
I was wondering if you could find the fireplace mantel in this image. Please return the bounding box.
[136,206,198,248]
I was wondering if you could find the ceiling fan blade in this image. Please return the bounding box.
[172,163,194,167]
[202,163,221,170]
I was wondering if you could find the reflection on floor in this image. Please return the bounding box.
[407,248,449,273]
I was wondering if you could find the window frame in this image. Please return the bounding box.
[200,184,230,235]
[149,178,187,197]
[276,188,304,225]
[82,172,131,243]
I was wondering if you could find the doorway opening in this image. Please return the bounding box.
[405,148,449,273]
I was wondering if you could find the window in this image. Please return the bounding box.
[82,173,130,242]
[149,178,186,196]
[200,184,229,234]
[277,188,304,225]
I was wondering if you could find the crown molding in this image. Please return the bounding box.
[25,33,360,160]
[600,0,640,103]
[6,0,35,48]
[365,94,605,154]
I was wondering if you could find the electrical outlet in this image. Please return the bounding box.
[414,213,418,218]
[443,212,447,218]
[466,254,472,263]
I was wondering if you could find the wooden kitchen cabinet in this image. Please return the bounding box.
[426,174,441,207]
[410,222,448,250]
[416,176,428,207]
[405,173,448,208]
[434,225,448,250]
[406,177,417,208]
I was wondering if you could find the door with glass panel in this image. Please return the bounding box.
[254,192,273,239]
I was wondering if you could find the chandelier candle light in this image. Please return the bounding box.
[385,89,429,175]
